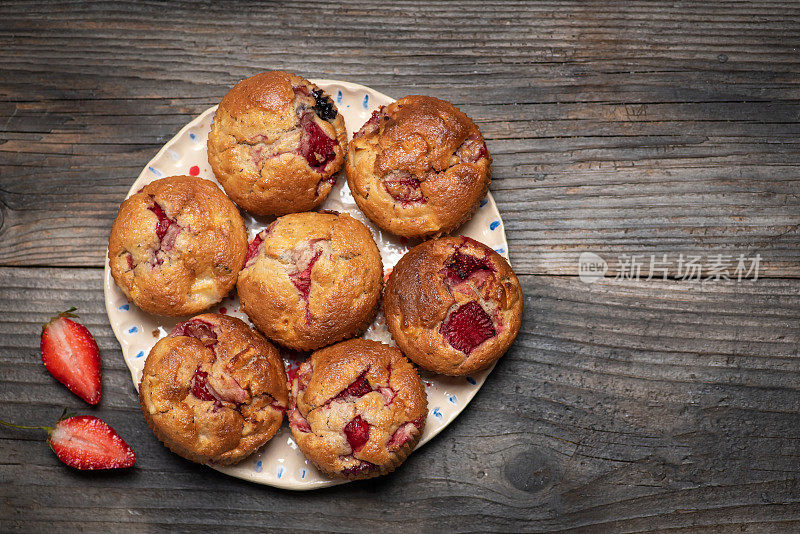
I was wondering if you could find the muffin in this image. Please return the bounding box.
[288,339,427,480]
[237,211,383,351]
[108,175,247,316]
[346,95,491,238]
[384,236,523,375]
[138,313,288,465]
[207,71,347,216]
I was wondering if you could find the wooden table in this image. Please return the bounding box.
[2,2,799,532]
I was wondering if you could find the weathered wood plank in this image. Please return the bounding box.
[0,1,799,275]
[0,267,798,531]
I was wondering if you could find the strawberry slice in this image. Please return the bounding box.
[0,414,135,470]
[40,308,102,405]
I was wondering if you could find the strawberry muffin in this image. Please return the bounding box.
[207,71,347,216]
[138,314,288,465]
[237,211,383,351]
[108,176,247,316]
[288,339,427,480]
[384,236,523,375]
[346,95,491,238]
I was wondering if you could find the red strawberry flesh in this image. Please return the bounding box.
[147,201,171,241]
[40,314,102,405]
[343,416,370,452]
[455,134,488,163]
[342,460,377,477]
[147,199,182,265]
[288,400,312,433]
[245,233,265,264]
[445,250,493,282]
[387,422,415,451]
[299,115,337,170]
[354,107,384,139]
[378,386,396,405]
[190,369,216,401]
[49,416,135,470]
[383,173,425,204]
[170,319,217,346]
[333,373,373,401]
[440,301,497,354]
[290,249,323,299]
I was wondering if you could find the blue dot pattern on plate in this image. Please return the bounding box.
[480,198,488,207]
[127,326,138,334]
[466,376,477,385]
[189,132,196,140]
[448,395,458,404]
[362,94,369,108]
[135,351,144,359]
[118,304,129,311]
[148,166,162,178]
[337,90,343,103]
[277,466,284,479]
[494,247,506,254]
[432,407,442,420]
[254,460,263,473]
[490,220,501,231]
[300,469,307,479]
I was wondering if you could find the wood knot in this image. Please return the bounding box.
[504,450,553,493]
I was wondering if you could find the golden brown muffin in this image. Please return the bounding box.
[236,211,383,351]
[108,176,247,316]
[346,95,491,239]
[207,71,347,216]
[288,339,427,480]
[384,236,522,375]
[138,313,288,465]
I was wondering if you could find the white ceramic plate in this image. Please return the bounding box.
[104,80,509,490]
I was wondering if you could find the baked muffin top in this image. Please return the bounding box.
[384,236,523,375]
[346,95,491,238]
[207,71,347,216]
[288,339,427,480]
[138,313,288,465]
[237,211,383,351]
[108,175,247,316]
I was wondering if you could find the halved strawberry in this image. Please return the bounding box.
[40,308,102,405]
[0,414,135,470]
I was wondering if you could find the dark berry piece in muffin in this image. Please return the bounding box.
[312,88,338,121]
[288,339,427,480]
[384,236,523,375]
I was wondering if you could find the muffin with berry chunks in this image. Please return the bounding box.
[237,211,383,351]
[288,339,427,480]
[138,313,288,465]
[346,95,491,239]
[108,175,247,316]
[207,71,347,216]
[384,236,523,376]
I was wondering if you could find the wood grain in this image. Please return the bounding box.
[1,267,799,532]
[0,1,798,275]
[1,1,800,531]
